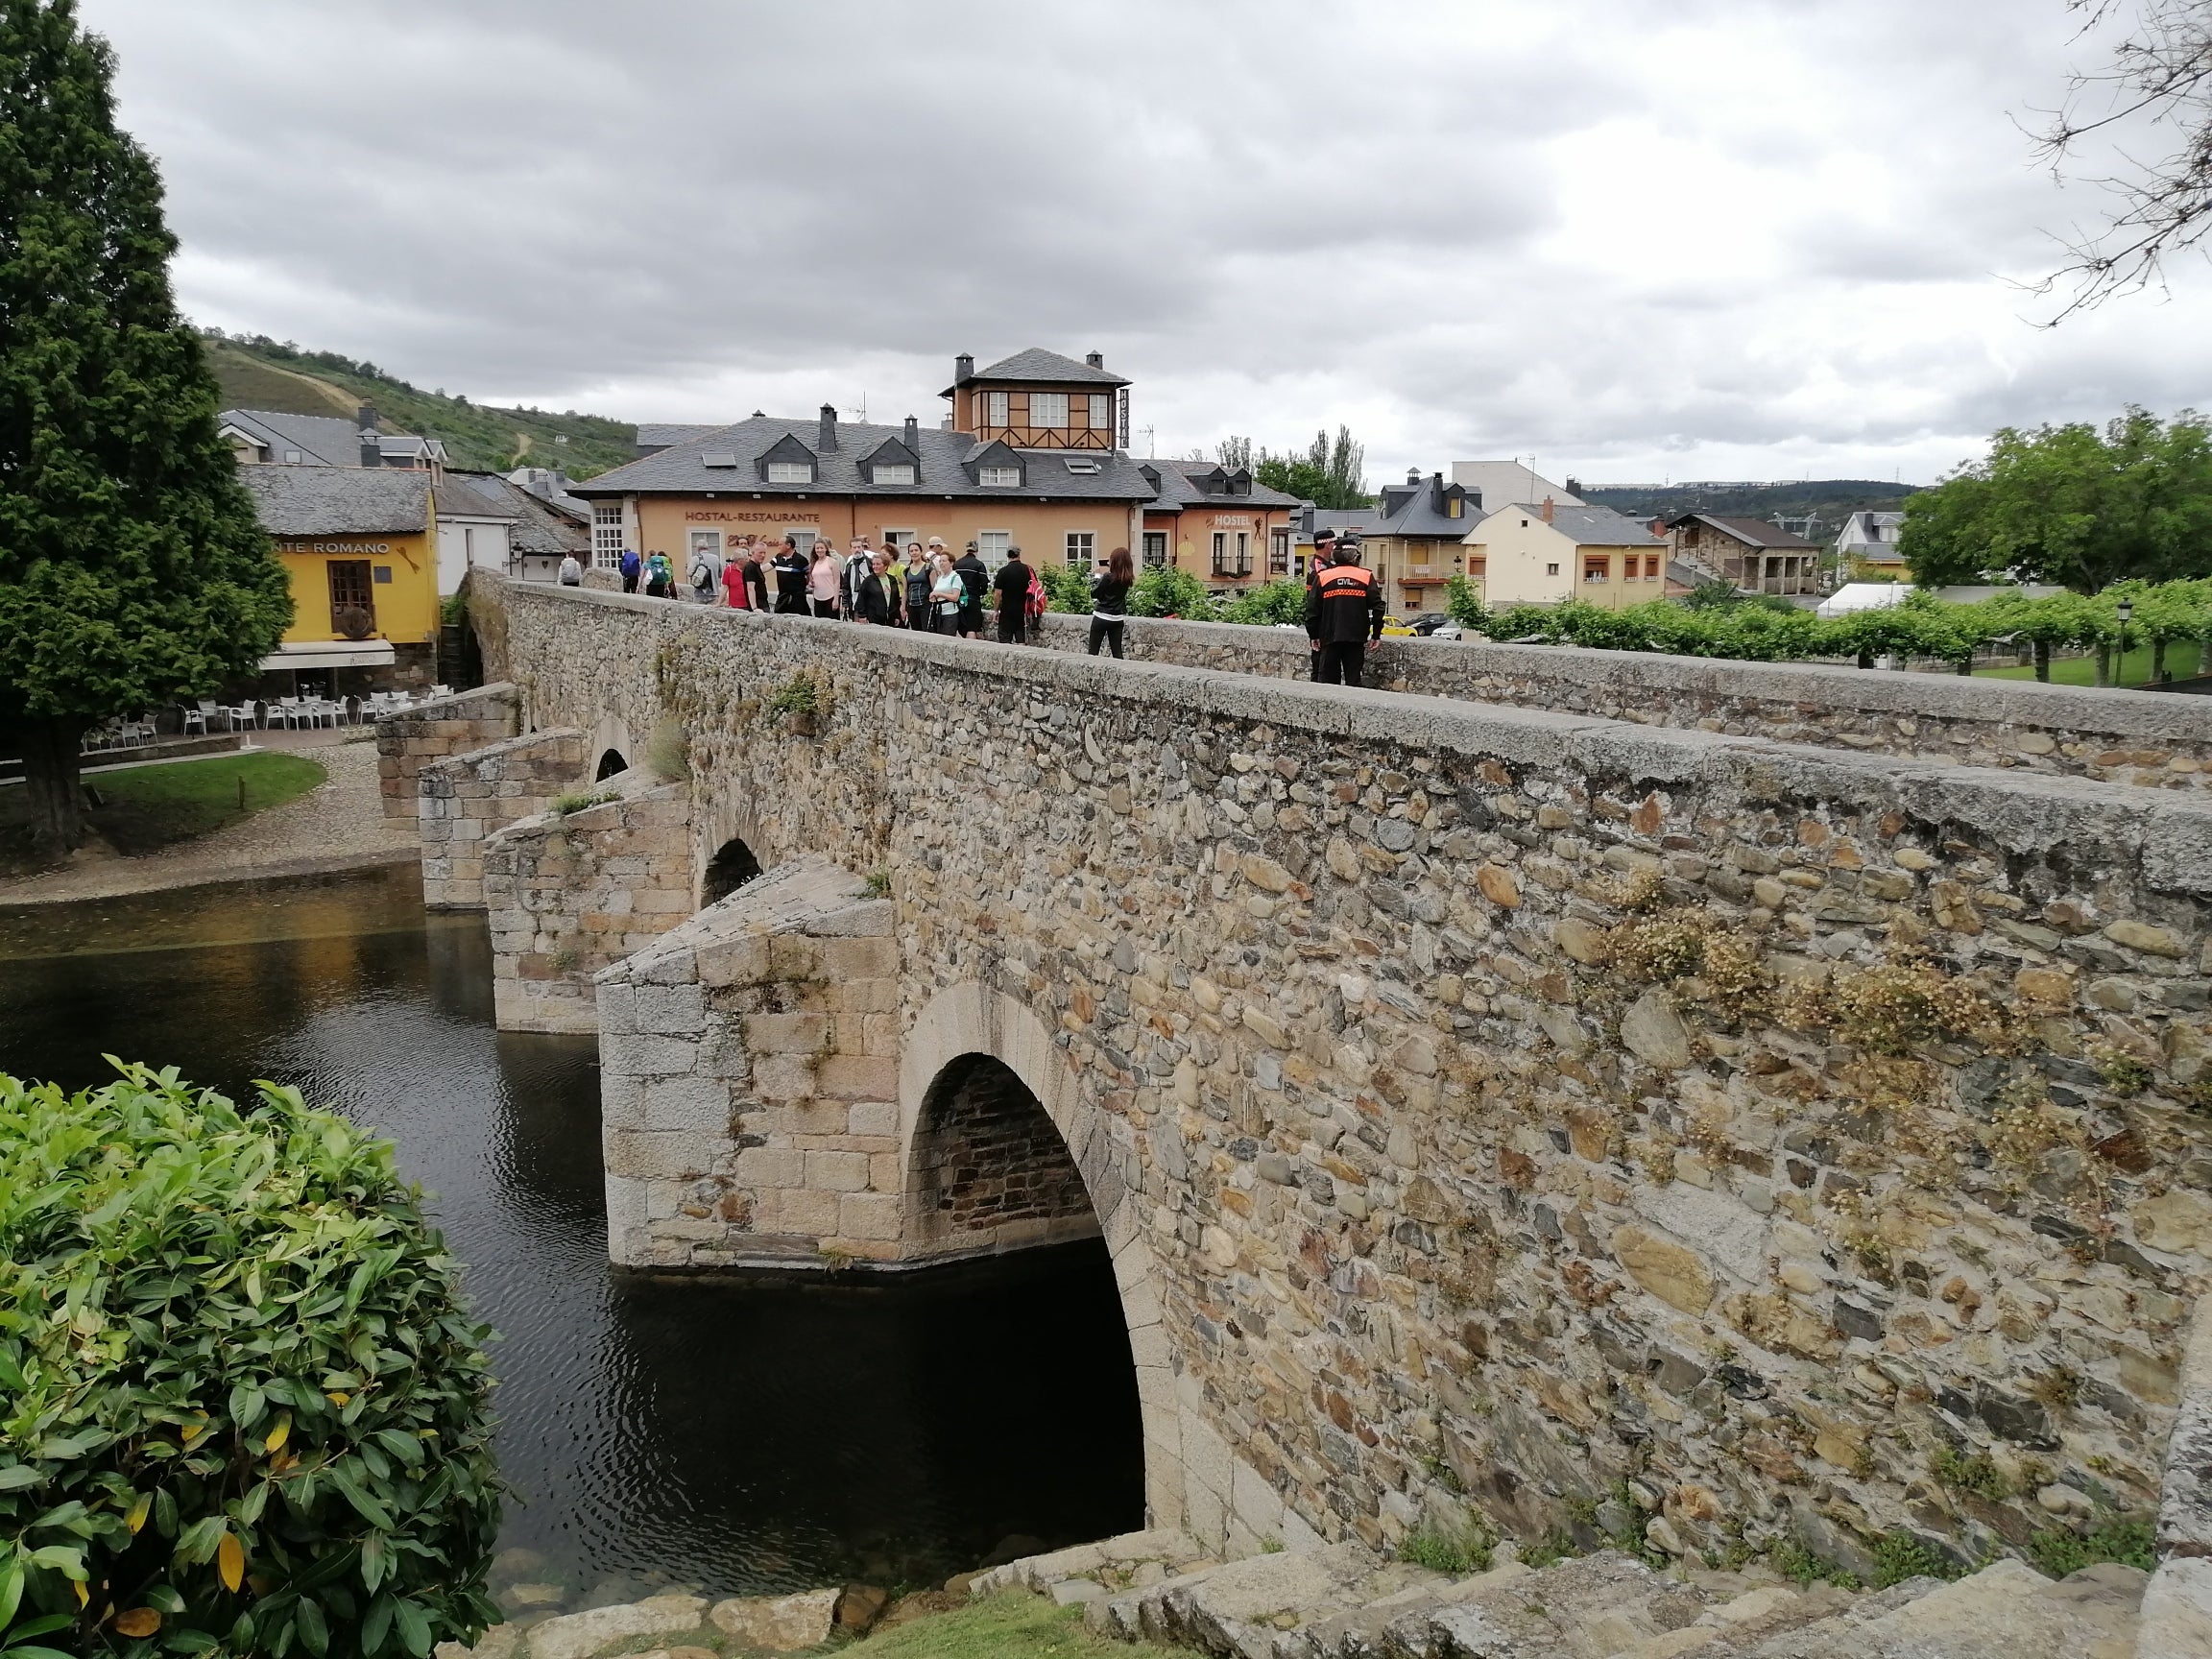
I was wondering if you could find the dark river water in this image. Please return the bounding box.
[0,867,1142,1610]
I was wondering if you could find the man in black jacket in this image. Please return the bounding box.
[992,545,1033,644]
[1304,537,1385,686]
[953,542,990,638]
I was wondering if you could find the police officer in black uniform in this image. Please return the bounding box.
[1304,535,1386,686]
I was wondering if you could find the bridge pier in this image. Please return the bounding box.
[417,727,586,909]
[482,766,694,1033]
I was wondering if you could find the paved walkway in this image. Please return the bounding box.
[0,732,418,907]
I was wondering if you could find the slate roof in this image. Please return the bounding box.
[1490,502,1664,547]
[1669,513,1818,551]
[636,422,723,450]
[571,415,1158,503]
[1139,458,1302,513]
[1316,475,1484,540]
[435,473,589,556]
[220,409,364,467]
[940,347,1130,396]
[240,464,432,536]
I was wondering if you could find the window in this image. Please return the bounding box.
[1467,556,1486,577]
[1028,392,1069,427]
[1545,562,1560,576]
[1064,459,1100,474]
[766,461,812,485]
[1088,394,1112,429]
[985,391,1009,425]
[1520,518,1529,529]
[1645,556,1662,580]
[1142,531,1167,567]
[591,502,623,567]
[881,526,917,553]
[1448,496,1461,517]
[1236,531,1250,574]
[977,530,1011,567]
[1269,527,1290,575]
[872,464,916,486]
[1584,558,1609,583]
[283,448,302,464]
[979,465,1021,487]
[1065,531,1095,568]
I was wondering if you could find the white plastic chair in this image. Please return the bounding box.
[180,702,210,735]
[218,700,254,731]
[430,685,452,699]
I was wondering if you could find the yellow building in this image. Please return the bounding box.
[1464,498,1670,611]
[237,465,441,690]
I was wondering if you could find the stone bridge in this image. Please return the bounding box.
[387,574,2212,1616]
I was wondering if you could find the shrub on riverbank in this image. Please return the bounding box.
[0,1066,501,1658]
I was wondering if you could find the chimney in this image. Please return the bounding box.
[1407,468,1422,485]
[902,414,919,451]
[1541,496,1555,525]
[818,402,838,452]
[357,403,380,469]
[1085,351,1103,369]
[954,353,974,384]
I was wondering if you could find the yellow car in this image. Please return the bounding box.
[1380,614,1414,637]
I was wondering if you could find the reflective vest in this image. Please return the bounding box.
[1314,565,1376,602]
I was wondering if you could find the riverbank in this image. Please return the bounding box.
[0,732,417,906]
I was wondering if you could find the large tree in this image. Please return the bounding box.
[0,0,291,858]
[1898,407,2212,592]
[1253,425,1373,509]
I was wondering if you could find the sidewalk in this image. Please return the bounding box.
[0,734,419,907]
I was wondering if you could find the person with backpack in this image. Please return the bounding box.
[688,541,723,603]
[644,551,675,599]
[618,547,641,594]
[926,552,966,634]
[558,551,583,587]
[1089,545,1133,657]
[993,544,1033,645]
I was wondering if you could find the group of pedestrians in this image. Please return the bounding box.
[605,534,1137,657]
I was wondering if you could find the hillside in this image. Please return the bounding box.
[1575,478,1920,541]
[203,331,638,479]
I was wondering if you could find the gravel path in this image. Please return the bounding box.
[0,736,418,907]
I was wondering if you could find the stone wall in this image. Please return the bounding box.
[1031,612,2212,792]
[374,683,522,821]
[474,577,2212,1576]
[481,764,693,1033]
[417,727,588,908]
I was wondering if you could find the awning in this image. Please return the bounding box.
[256,641,397,670]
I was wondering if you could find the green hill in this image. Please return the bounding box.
[203,331,638,480]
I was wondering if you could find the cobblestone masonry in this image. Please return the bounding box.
[481,764,694,1033]
[417,727,585,908]
[470,575,2212,1577]
[1031,612,2212,792]
[374,684,523,821]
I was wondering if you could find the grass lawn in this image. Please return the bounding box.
[1977,639,2202,687]
[0,751,326,866]
[849,1592,1191,1659]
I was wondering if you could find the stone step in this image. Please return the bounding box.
[1731,1558,2143,1659]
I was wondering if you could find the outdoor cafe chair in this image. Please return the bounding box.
[180,703,209,735]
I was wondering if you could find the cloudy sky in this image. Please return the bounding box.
[81,0,2212,487]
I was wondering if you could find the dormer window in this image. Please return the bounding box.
[758,431,819,486]
[1028,393,1069,428]
[872,464,916,486]
[766,461,812,484]
[979,465,1021,487]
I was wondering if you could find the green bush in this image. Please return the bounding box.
[0,1067,501,1659]
[1218,580,1306,627]
[2025,1515,2154,1577]
[1127,566,1218,621]
[1038,563,1093,614]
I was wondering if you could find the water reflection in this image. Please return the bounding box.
[0,869,1142,1602]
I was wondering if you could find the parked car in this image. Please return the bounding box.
[1407,614,1461,638]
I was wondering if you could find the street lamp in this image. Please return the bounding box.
[2116,596,2134,686]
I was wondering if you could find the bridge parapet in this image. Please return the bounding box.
[468,575,2212,1574]
[1030,611,2212,791]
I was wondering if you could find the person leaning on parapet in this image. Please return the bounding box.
[771,538,809,613]
[1305,528,1338,681]
[953,541,989,638]
[1305,535,1384,687]
[618,546,641,594]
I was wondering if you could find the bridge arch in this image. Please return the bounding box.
[699,835,763,905]
[588,710,634,781]
[899,980,1187,1534]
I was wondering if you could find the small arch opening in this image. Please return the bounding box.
[701,837,763,906]
[594,748,629,781]
[909,1054,1102,1254]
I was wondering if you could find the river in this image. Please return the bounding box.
[0,866,1142,1612]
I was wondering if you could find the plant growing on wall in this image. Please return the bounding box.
[0,1,294,859]
[0,1066,502,1659]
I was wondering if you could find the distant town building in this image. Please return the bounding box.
[1667,513,1822,596]
[1467,498,1668,611]
[220,405,447,472]
[1313,469,1481,614]
[433,472,589,592]
[1835,509,1908,576]
[235,465,439,687]
[592,349,1293,593]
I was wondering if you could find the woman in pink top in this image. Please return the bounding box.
[807,546,841,617]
